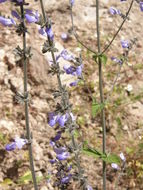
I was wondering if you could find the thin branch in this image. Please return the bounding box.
[20,3,38,190]
[69,4,98,55]
[101,0,134,54]
[70,0,134,56]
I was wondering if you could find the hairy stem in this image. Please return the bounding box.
[96,0,106,189]
[40,0,87,188]
[20,4,38,190]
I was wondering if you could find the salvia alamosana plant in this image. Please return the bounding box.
[0,0,142,189]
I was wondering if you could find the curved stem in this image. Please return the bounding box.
[70,3,98,55]
[70,0,134,56]
[20,4,38,190]
[101,0,134,54]
[96,1,106,189]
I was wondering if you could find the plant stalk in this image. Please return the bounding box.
[96,1,106,189]
[40,0,87,188]
[20,4,38,190]
[101,0,134,54]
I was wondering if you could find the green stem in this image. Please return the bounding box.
[96,1,106,189]
[20,4,38,190]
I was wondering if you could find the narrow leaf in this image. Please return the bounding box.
[100,54,108,65]
[102,154,120,164]
[92,98,105,118]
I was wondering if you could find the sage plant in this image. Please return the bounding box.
[1,0,38,189]
[38,0,92,189]
[69,0,140,189]
[1,0,143,189]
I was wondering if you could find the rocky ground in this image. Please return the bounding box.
[0,0,143,190]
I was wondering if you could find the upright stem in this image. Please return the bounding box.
[96,1,106,189]
[40,0,87,188]
[20,4,38,190]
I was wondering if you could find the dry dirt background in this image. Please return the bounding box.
[0,0,143,190]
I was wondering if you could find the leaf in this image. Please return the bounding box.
[18,171,32,184]
[92,98,105,118]
[83,145,120,164]
[83,146,103,159]
[126,147,134,154]
[100,54,108,66]
[102,154,120,164]
[92,54,98,62]
[1,178,13,185]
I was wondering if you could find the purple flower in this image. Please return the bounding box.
[61,32,68,41]
[53,132,61,142]
[25,10,39,23]
[48,112,74,127]
[140,2,143,12]
[11,10,20,19]
[15,137,27,149]
[61,174,72,184]
[50,140,55,147]
[69,80,79,87]
[45,26,54,41]
[57,151,70,161]
[70,0,74,6]
[50,49,75,64]
[109,7,121,15]
[121,40,130,48]
[58,114,69,127]
[54,147,67,154]
[48,112,60,127]
[5,142,16,151]
[50,159,56,164]
[0,16,16,27]
[76,65,83,76]
[64,64,83,77]
[54,146,70,161]
[63,65,76,75]
[86,185,93,190]
[0,0,7,3]
[60,49,75,61]
[25,9,33,14]
[120,152,126,162]
[0,0,23,3]
[111,163,119,170]
[38,27,46,36]
[5,137,27,151]
[111,57,123,65]
[67,165,72,171]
